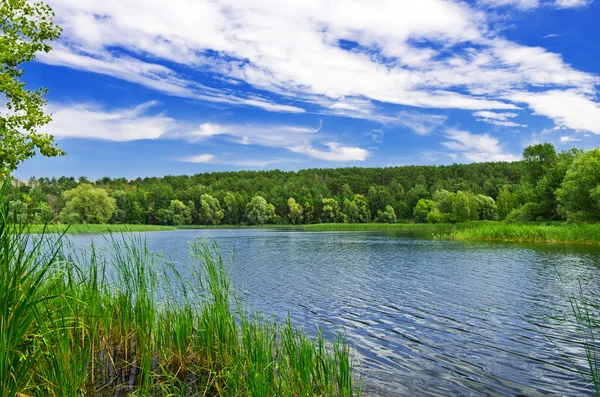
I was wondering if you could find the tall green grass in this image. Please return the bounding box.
[562,281,600,397]
[27,224,177,234]
[302,223,462,232]
[446,222,600,245]
[0,190,360,395]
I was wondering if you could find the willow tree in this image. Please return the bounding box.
[1,0,63,177]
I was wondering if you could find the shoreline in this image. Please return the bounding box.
[26,222,600,245]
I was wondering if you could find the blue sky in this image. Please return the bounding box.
[10,0,600,179]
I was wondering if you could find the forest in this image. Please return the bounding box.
[6,143,600,227]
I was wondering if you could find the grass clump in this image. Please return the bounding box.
[0,188,359,396]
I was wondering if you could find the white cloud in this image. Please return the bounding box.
[39,0,599,123]
[44,101,369,162]
[46,101,189,141]
[396,111,447,135]
[542,33,570,38]
[508,90,600,134]
[479,0,590,8]
[291,142,370,162]
[180,154,294,168]
[473,110,526,127]
[560,135,582,143]
[191,122,369,161]
[554,0,592,8]
[184,154,216,163]
[442,129,520,162]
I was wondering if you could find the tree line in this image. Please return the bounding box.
[5,143,600,226]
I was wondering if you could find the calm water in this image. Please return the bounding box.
[68,229,600,396]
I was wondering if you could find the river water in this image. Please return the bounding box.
[68,229,600,396]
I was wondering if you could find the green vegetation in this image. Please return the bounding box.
[302,223,460,232]
[9,143,600,232]
[0,0,64,178]
[0,191,359,396]
[28,223,178,234]
[443,222,600,245]
[570,289,600,396]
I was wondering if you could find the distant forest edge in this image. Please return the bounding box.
[7,144,600,228]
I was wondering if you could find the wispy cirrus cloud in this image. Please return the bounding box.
[45,101,370,163]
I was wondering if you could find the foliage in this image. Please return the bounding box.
[0,0,63,177]
[376,205,397,223]
[9,143,600,228]
[477,194,497,221]
[288,197,304,224]
[496,185,517,220]
[159,199,193,226]
[322,198,340,222]
[59,184,116,224]
[200,194,224,225]
[556,148,600,222]
[414,199,435,223]
[246,196,275,225]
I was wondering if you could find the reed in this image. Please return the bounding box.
[0,189,359,396]
[446,222,600,245]
[302,223,462,232]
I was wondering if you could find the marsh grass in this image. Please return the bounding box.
[0,190,359,396]
[27,224,178,235]
[445,222,600,245]
[302,223,462,232]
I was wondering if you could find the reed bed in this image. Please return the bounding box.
[301,223,462,232]
[27,224,178,234]
[0,196,359,396]
[446,222,600,245]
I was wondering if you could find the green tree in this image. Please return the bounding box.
[158,199,192,226]
[432,189,454,214]
[1,0,63,176]
[353,194,371,223]
[377,205,397,223]
[523,143,557,187]
[556,149,600,221]
[451,191,472,222]
[246,196,275,225]
[476,194,497,221]
[427,208,444,224]
[413,199,434,223]
[322,198,340,222]
[496,185,516,220]
[60,184,116,224]
[200,194,224,225]
[288,197,304,224]
[341,199,358,223]
[223,192,239,224]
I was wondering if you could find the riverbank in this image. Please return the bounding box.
[27,221,600,245]
[2,217,358,395]
[28,224,178,234]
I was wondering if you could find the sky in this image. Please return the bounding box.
[10,0,600,179]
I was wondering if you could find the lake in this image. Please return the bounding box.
[68,229,600,396]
